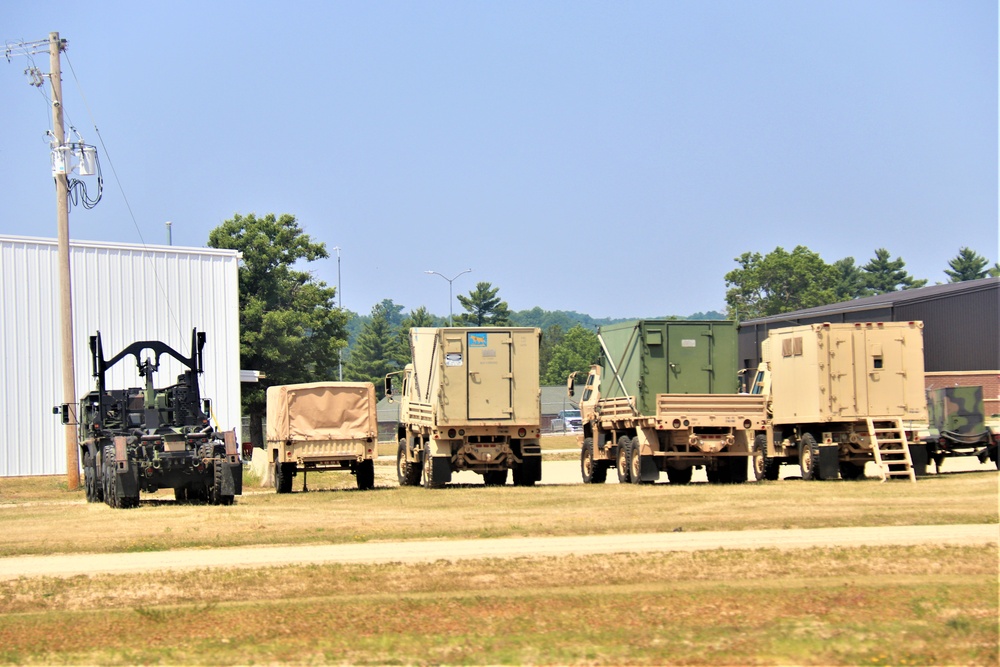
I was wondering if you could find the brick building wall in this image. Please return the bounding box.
[925,371,1000,417]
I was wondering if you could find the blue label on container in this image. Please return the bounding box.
[468,333,488,347]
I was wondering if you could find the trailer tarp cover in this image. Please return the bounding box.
[266,382,377,441]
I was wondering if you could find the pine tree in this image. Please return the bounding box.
[344,301,408,397]
[862,248,927,294]
[455,282,512,326]
[944,247,990,282]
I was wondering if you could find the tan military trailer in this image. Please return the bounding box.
[266,382,378,492]
[749,321,927,482]
[574,320,768,485]
[387,327,542,488]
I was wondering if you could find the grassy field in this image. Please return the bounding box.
[0,468,995,558]
[0,468,996,664]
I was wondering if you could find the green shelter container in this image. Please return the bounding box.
[598,320,740,415]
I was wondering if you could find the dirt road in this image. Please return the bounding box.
[2,523,995,581]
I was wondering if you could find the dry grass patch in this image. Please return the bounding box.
[0,546,995,665]
[0,471,995,557]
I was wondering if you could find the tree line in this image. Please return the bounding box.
[207,212,997,444]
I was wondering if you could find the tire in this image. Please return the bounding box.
[103,444,138,509]
[174,486,188,502]
[397,439,422,487]
[752,434,779,481]
[839,460,865,481]
[355,458,375,490]
[666,466,693,485]
[422,452,444,489]
[629,441,647,485]
[581,438,597,484]
[513,458,540,487]
[83,452,102,503]
[275,461,294,494]
[799,433,819,481]
[616,436,632,484]
[706,465,723,484]
[484,469,508,486]
[211,458,235,505]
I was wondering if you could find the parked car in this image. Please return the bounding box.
[552,409,583,433]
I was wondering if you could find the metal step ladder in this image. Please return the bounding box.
[867,418,916,483]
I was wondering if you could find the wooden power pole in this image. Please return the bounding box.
[49,32,80,491]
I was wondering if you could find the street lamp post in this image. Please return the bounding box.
[425,269,472,326]
[334,246,342,381]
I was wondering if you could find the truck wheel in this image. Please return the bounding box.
[799,433,819,481]
[397,439,422,487]
[103,445,138,509]
[666,466,692,484]
[422,454,444,489]
[83,452,102,503]
[356,459,375,490]
[752,434,779,481]
[616,436,632,484]
[174,486,189,502]
[581,438,608,484]
[210,458,235,506]
[275,461,294,494]
[629,442,648,485]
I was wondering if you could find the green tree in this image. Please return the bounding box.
[862,248,927,293]
[724,246,836,320]
[542,325,600,385]
[455,282,512,326]
[207,212,347,447]
[539,324,566,377]
[401,306,438,329]
[990,263,1000,278]
[831,257,871,301]
[344,301,408,397]
[944,247,991,282]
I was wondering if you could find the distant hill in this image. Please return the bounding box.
[509,308,726,330]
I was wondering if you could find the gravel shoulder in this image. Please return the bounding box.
[3,523,996,581]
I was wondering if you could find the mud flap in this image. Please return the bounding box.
[522,455,542,482]
[908,443,928,477]
[114,436,139,497]
[222,462,242,495]
[817,445,839,481]
[638,455,658,482]
[431,456,452,485]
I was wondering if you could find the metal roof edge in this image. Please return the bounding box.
[739,277,1000,327]
[0,234,242,259]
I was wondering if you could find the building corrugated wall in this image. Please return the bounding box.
[0,235,240,477]
[737,278,999,375]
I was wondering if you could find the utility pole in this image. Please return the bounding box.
[49,32,80,490]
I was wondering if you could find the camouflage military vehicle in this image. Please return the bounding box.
[57,330,242,508]
[574,320,767,485]
[922,386,999,470]
[387,327,542,488]
[266,381,378,492]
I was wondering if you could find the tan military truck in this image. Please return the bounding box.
[266,381,378,492]
[749,321,927,482]
[387,327,542,488]
[574,320,768,485]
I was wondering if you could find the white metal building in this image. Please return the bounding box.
[0,235,241,477]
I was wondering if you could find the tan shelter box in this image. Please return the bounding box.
[266,382,377,443]
[765,321,926,423]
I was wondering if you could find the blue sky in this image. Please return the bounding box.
[2,1,996,319]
